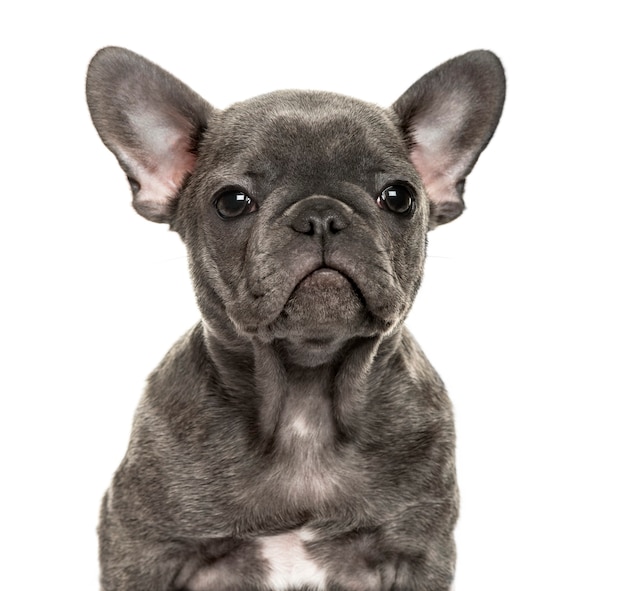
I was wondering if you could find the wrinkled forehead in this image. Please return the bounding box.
[214,90,410,183]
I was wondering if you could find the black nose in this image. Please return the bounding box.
[289,196,351,236]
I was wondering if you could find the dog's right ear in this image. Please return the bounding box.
[86,47,213,223]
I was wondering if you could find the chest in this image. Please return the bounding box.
[252,385,370,511]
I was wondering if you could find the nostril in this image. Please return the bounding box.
[291,217,318,235]
[328,216,348,234]
[292,214,346,236]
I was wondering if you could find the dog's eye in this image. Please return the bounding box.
[215,190,258,219]
[376,185,415,215]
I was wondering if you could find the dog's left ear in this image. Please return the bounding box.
[393,50,505,228]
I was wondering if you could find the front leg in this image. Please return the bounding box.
[98,490,189,591]
[386,504,457,591]
[302,524,454,591]
[99,489,271,591]
[389,554,455,591]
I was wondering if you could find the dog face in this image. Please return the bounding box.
[87,48,504,363]
[178,91,427,353]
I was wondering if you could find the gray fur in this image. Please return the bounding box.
[86,47,505,590]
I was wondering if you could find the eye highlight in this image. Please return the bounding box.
[376,184,415,215]
[215,189,258,219]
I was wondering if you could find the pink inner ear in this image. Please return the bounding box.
[409,146,466,228]
[154,134,197,192]
[406,92,470,211]
[117,114,198,221]
[120,140,196,215]
[410,148,458,207]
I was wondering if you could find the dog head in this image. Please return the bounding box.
[86,48,504,364]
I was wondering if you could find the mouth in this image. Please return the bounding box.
[273,265,368,334]
[294,267,364,299]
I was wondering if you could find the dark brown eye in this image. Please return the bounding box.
[377,185,415,215]
[215,190,257,219]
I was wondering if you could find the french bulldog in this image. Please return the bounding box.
[86,46,505,591]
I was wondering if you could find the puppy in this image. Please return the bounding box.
[86,47,505,591]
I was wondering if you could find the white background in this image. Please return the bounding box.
[1,1,624,589]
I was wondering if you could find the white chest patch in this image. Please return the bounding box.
[259,529,327,590]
